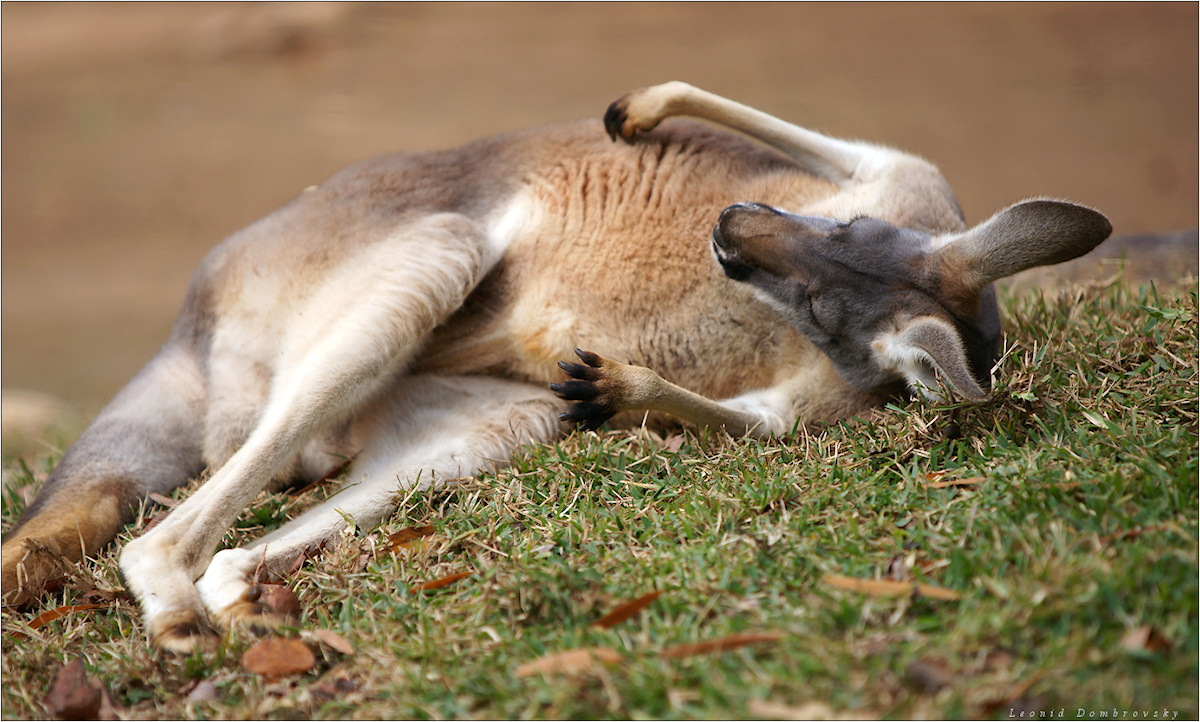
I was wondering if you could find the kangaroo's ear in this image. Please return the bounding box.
[874,317,989,401]
[935,199,1112,293]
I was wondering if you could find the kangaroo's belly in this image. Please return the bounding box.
[414,200,817,400]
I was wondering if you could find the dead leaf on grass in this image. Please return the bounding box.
[386,525,437,553]
[515,646,623,677]
[27,604,106,632]
[823,573,961,601]
[240,637,317,679]
[1120,625,1170,653]
[253,584,303,620]
[660,631,784,659]
[43,658,120,721]
[410,570,472,593]
[593,590,663,629]
[142,510,172,532]
[307,628,355,655]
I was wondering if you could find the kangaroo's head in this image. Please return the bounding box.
[711,199,1112,401]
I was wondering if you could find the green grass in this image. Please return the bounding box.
[3,278,1197,719]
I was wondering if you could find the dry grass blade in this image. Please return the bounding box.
[515,647,623,678]
[823,574,961,601]
[409,570,472,593]
[593,589,663,628]
[922,475,985,489]
[660,631,784,659]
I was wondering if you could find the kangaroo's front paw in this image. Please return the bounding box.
[550,349,627,431]
[603,81,693,142]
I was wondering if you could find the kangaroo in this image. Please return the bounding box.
[1,82,1111,652]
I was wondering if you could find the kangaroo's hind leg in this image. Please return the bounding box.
[195,374,564,629]
[119,212,498,653]
[1,340,207,606]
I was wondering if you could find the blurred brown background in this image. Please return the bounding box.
[2,2,1197,417]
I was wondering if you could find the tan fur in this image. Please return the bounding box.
[1,83,1108,651]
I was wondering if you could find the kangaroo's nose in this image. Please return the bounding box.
[718,202,778,224]
[715,203,781,244]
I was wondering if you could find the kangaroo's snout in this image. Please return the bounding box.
[712,203,840,282]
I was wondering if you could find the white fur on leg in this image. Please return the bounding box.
[195,547,260,617]
[191,375,563,626]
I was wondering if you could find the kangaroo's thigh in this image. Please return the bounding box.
[120,213,507,653]
[194,374,565,627]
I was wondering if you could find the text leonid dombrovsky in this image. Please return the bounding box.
[1010,709,1181,719]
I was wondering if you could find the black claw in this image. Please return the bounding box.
[549,380,599,401]
[574,348,604,367]
[603,100,634,143]
[603,101,624,141]
[557,360,600,381]
[558,402,616,431]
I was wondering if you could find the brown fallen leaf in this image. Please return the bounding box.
[284,550,307,577]
[922,476,985,489]
[593,590,663,629]
[308,628,355,655]
[515,646,623,677]
[255,584,303,620]
[823,573,961,601]
[43,659,100,720]
[410,570,472,593]
[661,631,784,659]
[43,658,119,721]
[1120,625,1170,653]
[240,637,317,679]
[22,604,107,635]
[387,525,437,553]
